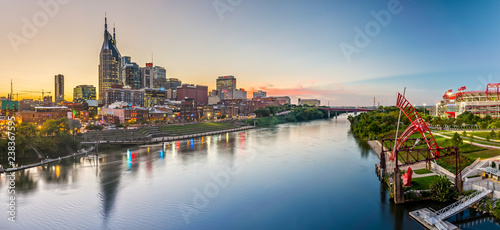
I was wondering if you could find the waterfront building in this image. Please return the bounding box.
[148,108,170,124]
[253,90,267,98]
[73,85,97,103]
[99,107,149,124]
[203,105,214,120]
[298,98,320,106]
[55,74,64,102]
[99,16,122,103]
[102,85,144,107]
[179,99,202,122]
[176,84,208,105]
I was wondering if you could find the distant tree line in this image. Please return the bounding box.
[349,107,500,140]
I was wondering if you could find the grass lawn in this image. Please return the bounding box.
[466,149,500,159]
[414,168,433,174]
[158,122,237,135]
[410,175,439,190]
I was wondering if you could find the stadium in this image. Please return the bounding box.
[437,83,500,118]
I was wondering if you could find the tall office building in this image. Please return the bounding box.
[121,56,141,89]
[140,63,153,88]
[216,75,237,92]
[141,63,167,89]
[73,85,97,102]
[153,66,167,88]
[98,16,121,103]
[55,74,64,102]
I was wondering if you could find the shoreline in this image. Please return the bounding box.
[1,126,256,173]
[81,125,256,145]
[0,146,94,174]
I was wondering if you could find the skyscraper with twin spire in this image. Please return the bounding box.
[98,16,121,103]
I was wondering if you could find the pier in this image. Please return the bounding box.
[409,189,493,230]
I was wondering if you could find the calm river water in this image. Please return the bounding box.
[1,116,499,229]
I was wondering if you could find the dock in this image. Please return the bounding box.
[409,189,492,230]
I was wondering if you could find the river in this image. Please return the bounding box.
[1,116,499,229]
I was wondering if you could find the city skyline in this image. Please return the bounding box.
[2,0,500,106]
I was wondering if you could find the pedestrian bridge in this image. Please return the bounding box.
[410,189,492,230]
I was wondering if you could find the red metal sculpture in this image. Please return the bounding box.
[402,167,413,186]
[389,93,440,162]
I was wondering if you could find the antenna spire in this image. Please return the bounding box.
[113,23,116,42]
[105,12,107,31]
[10,79,13,100]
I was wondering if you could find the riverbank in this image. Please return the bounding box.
[0,146,94,173]
[81,125,256,145]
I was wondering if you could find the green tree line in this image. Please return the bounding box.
[0,117,81,162]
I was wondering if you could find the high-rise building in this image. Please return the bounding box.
[141,63,167,89]
[140,63,153,88]
[98,16,121,103]
[124,62,142,89]
[216,75,236,93]
[253,90,266,98]
[55,74,64,102]
[153,66,167,88]
[73,85,97,103]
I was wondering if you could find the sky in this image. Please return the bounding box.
[1,0,500,106]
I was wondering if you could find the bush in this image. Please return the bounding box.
[430,175,456,202]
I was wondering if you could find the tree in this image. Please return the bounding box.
[451,132,463,147]
[491,130,497,140]
[68,119,82,141]
[430,175,455,202]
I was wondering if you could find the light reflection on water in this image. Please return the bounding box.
[0,117,498,230]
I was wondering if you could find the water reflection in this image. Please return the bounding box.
[98,153,123,219]
[354,137,372,158]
